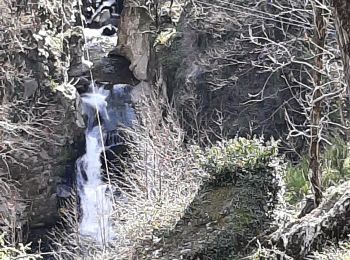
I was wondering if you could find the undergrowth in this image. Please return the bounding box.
[0,233,40,260]
[284,137,350,204]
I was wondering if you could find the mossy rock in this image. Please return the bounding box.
[142,137,285,259]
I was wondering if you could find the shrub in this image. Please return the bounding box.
[284,158,310,204]
[0,232,40,260]
[284,137,350,205]
[196,136,282,180]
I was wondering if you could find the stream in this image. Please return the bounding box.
[74,0,135,243]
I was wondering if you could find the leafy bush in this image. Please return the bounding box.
[196,137,281,180]
[322,138,350,187]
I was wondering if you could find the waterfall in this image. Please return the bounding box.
[75,83,135,243]
[76,85,113,243]
[74,0,133,244]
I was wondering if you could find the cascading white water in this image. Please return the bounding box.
[75,0,133,244]
[76,85,113,243]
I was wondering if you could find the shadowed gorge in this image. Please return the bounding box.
[2,0,350,259]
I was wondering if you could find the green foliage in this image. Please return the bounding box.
[285,137,350,204]
[322,138,350,187]
[284,158,310,204]
[196,137,280,179]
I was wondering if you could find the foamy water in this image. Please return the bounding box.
[76,85,113,243]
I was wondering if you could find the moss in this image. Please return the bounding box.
[203,186,234,221]
[51,146,72,179]
[233,208,253,230]
[59,145,75,163]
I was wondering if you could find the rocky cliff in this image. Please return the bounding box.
[0,0,84,237]
[115,0,306,143]
[0,0,312,258]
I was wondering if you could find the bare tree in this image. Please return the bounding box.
[333,1,350,90]
[309,0,327,206]
[182,0,346,207]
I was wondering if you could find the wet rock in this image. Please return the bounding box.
[23,78,38,98]
[69,25,138,86]
[93,9,111,26]
[102,25,118,36]
[86,0,122,28]
[92,56,138,84]
[56,184,72,198]
[104,84,135,131]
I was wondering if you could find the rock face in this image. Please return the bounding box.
[266,181,350,259]
[156,0,302,141]
[0,0,84,233]
[116,0,299,141]
[115,3,154,82]
[68,27,138,87]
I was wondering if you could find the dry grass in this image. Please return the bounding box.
[49,92,208,259]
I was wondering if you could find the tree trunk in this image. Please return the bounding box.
[309,0,326,206]
[333,1,350,89]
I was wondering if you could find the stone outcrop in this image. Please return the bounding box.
[0,0,84,233]
[138,138,285,259]
[265,181,350,259]
[115,3,153,82]
[68,27,138,87]
[112,0,187,115]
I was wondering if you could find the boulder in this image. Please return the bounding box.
[265,181,350,259]
[115,6,153,81]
